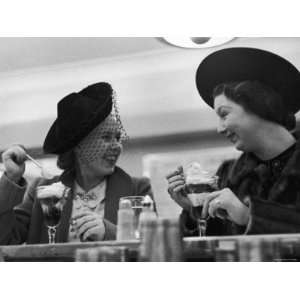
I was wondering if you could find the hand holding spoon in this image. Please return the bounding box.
[25,153,55,180]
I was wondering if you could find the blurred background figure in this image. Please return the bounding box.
[0,82,153,244]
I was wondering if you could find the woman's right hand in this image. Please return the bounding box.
[166,166,192,210]
[2,145,27,183]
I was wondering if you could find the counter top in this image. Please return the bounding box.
[1,233,300,261]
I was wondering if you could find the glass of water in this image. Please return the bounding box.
[120,196,145,239]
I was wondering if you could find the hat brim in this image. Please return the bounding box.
[43,99,112,154]
[196,47,300,113]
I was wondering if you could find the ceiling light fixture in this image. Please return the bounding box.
[162,37,235,48]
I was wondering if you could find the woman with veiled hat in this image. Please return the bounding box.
[167,47,300,235]
[0,82,153,244]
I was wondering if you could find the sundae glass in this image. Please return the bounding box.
[36,182,70,243]
[185,162,218,236]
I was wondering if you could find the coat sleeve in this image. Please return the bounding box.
[246,195,300,234]
[216,158,300,234]
[0,174,40,245]
[222,157,300,234]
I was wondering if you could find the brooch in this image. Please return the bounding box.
[74,193,99,209]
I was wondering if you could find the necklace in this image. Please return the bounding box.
[73,180,106,210]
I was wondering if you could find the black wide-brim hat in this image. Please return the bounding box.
[43,82,113,154]
[196,47,300,113]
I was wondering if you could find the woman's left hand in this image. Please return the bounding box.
[73,211,105,241]
[201,188,250,226]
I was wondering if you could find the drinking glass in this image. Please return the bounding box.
[186,176,219,237]
[120,196,145,239]
[37,186,69,243]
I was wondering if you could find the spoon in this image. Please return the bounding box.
[25,153,55,180]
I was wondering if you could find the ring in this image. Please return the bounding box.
[216,199,221,206]
[71,219,77,226]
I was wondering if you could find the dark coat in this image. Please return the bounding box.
[181,136,300,236]
[0,166,152,245]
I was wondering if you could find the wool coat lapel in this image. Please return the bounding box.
[104,167,134,224]
[55,188,74,243]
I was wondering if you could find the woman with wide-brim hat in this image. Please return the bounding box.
[0,82,153,244]
[167,47,300,235]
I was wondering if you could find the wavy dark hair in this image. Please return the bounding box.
[57,150,76,171]
[212,80,296,131]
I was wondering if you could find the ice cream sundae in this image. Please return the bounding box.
[185,162,218,207]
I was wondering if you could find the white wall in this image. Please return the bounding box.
[1,37,300,150]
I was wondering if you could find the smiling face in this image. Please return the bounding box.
[214,93,263,152]
[75,115,123,177]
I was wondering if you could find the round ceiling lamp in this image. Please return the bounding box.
[162,37,235,48]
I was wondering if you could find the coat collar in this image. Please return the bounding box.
[104,167,135,224]
[53,166,135,242]
[229,131,300,183]
[226,131,300,203]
